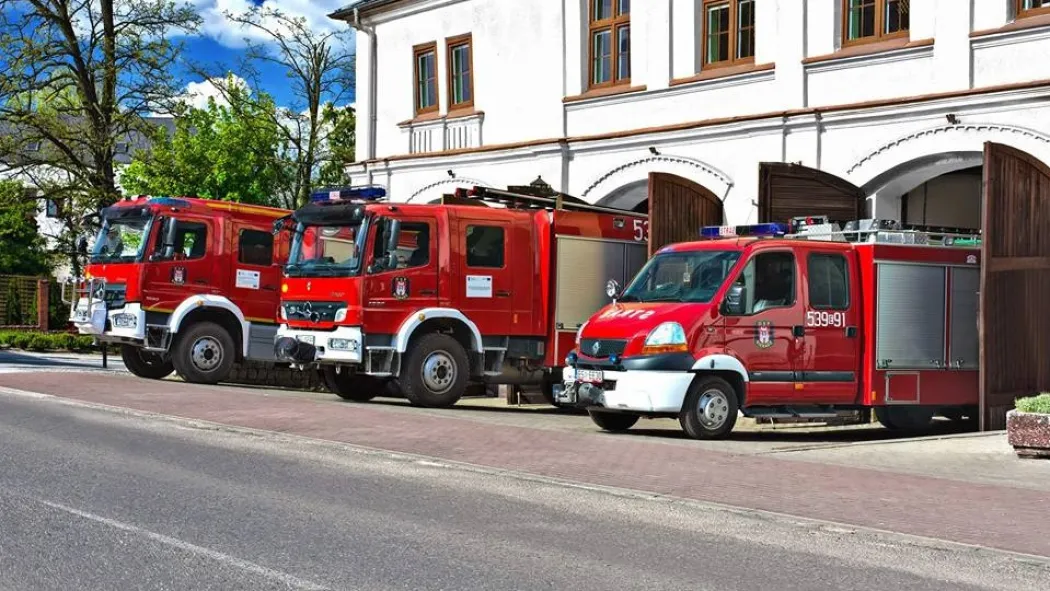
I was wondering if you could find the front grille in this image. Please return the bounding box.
[579,338,627,358]
[283,301,345,323]
[98,283,126,308]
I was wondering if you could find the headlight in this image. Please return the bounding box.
[112,313,137,329]
[575,321,588,344]
[642,322,687,354]
[334,308,348,323]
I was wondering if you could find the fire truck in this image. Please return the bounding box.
[69,195,292,384]
[557,217,982,439]
[272,184,649,407]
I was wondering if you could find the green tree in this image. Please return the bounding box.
[316,104,356,187]
[0,180,51,276]
[122,79,287,205]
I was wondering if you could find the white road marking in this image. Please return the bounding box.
[35,498,330,591]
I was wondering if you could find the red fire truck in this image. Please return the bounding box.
[557,218,982,439]
[69,195,291,384]
[272,184,649,407]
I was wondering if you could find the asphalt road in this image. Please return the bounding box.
[0,392,1045,591]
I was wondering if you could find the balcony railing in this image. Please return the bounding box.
[401,112,484,154]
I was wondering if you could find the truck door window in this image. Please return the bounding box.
[727,251,796,315]
[155,220,208,261]
[373,221,431,270]
[807,253,849,310]
[466,225,505,268]
[238,229,274,266]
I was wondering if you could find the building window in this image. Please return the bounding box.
[238,229,274,266]
[589,0,631,89]
[807,254,850,310]
[413,42,438,115]
[1018,0,1050,18]
[446,34,473,110]
[465,225,505,268]
[702,0,755,67]
[842,0,909,45]
[45,198,60,218]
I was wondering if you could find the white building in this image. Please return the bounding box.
[332,0,1050,233]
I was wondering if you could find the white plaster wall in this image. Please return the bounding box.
[972,28,1050,87]
[805,50,937,107]
[973,0,1012,32]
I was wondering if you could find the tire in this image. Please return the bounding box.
[399,333,470,408]
[171,321,236,385]
[875,405,936,432]
[120,344,174,380]
[588,410,639,432]
[679,376,739,440]
[320,366,385,402]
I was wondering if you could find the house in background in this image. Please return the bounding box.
[332,0,1050,235]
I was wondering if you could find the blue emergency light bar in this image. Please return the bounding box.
[310,185,387,202]
[700,223,790,239]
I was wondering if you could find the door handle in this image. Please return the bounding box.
[262,285,277,291]
[495,290,511,297]
[194,279,208,285]
[419,289,437,296]
[845,326,857,338]
[792,325,805,338]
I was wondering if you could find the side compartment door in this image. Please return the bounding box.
[648,172,723,255]
[721,249,805,405]
[796,250,860,403]
[758,162,865,224]
[456,218,513,336]
[142,216,220,314]
[364,217,440,336]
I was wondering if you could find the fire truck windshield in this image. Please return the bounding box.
[619,250,742,303]
[89,213,154,264]
[285,220,369,278]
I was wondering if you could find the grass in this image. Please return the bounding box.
[0,330,95,353]
[1015,393,1050,414]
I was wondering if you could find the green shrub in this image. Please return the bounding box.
[1015,393,1050,414]
[0,330,95,352]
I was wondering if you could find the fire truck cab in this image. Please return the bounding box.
[559,218,982,439]
[70,196,291,384]
[273,185,648,407]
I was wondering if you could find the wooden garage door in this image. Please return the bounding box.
[647,173,723,255]
[758,162,865,224]
[980,142,1050,430]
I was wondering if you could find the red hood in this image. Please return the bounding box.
[580,301,717,356]
[281,276,363,328]
[84,263,144,301]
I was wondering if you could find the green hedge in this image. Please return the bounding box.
[0,330,95,352]
[1015,393,1050,414]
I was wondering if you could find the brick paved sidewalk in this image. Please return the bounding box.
[2,370,1047,558]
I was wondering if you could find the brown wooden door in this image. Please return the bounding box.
[980,142,1050,430]
[647,173,723,255]
[758,162,865,224]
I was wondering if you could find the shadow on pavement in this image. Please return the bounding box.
[0,350,107,370]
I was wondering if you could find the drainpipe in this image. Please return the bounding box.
[350,8,378,164]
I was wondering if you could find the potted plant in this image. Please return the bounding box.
[1007,393,1050,459]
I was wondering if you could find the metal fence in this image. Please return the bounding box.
[0,275,56,331]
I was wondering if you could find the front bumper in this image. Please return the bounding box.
[71,299,146,342]
[275,324,363,364]
[559,365,695,413]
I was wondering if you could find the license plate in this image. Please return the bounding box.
[298,335,315,345]
[576,369,603,384]
[74,310,89,322]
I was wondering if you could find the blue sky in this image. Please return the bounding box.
[177,1,356,109]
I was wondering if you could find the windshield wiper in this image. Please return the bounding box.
[642,295,683,302]
[617,295,639,302]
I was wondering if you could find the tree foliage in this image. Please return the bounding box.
[122,78,287,205]
[0,180,51,276]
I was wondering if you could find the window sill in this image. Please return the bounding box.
[670,62,774,87]
[398,108,484,127]
[803,37,934,65]
[563,84,647,104]
[971,12,1050,38]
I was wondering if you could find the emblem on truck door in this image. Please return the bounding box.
[755,321,774,349]
[171,267,185,285]
[392,277,409,300]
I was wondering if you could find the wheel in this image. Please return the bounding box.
[399,333,470,408]
[320,366,385,402]
[588,410,639,432]
[120,344,174,380]
[679,376,739,440]
[171,321,236,385]
[875,405,936,432]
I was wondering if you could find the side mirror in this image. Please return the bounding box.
[385,219,401,254]
[272,215,291,235]
[160,217,178,259]
[723,284,747,316]
[605,279,621,301]
[385,252,399,270]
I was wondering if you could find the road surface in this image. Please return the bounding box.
[0,391,1045,591]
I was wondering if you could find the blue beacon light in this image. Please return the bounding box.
[700,223,789,239]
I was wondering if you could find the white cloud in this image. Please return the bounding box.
[188,0,351,49]
[179,74,251,109]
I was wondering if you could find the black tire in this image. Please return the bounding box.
[399,333,470,408]
[320,366,385,402]
[171,321,236,385]
[588,410,639,432]
[679,375,739,440]
[120,344,174,380]
[875,405,936,432]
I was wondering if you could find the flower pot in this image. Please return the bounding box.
[1006,410,1050,459]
